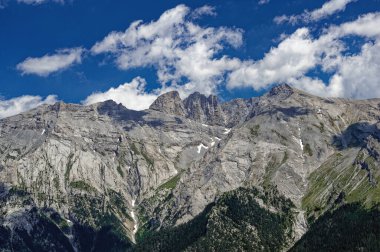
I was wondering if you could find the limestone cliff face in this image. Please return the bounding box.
[149,91,186,117]
[150,91,228,126]
[1,84,380,250]
[0,97,228,246]
[141,85,380,242]
[183,92,226,126]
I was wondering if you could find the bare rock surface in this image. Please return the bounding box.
[1,84,380,249]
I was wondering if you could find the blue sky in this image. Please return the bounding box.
[0,0,380,117]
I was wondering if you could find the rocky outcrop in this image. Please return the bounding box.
[268,83,294,98]
[149,91,186,117]
[183,92,226,126]
[222,97,257,127]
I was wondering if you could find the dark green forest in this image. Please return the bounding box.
[136,187,295,251]
[290,203,380,252]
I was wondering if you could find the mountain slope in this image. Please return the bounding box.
[1,84,380,251]
[143,85,380,238]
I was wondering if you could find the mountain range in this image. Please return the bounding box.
[0,84,380,251]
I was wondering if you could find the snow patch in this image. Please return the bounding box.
[130,199,138,240]
[298,127,303,151]
[214,136,221,141]
[201,124,209,127]
[223,128,231,134]
[41,129,45,135]
[197,143,208,154]
[299,138,304,151]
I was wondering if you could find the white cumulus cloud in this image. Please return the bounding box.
[228,28,322,90]
[17,47,83,77]
[274,0,356,25]
[0,95,58,119]
[82,77,158,111]
[229,12,380,99]
[91,4,243,97]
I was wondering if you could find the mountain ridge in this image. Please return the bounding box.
[1,84,380,251]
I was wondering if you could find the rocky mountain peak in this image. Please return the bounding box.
[183,92,225,126]
[268,83,294,98]
[147,90,254,127]
[149,91,186,117]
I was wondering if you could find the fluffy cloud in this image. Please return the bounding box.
[325,41,380,98]
[329,12,380,38]
[82,77,158,110]
[190,5,216,19]
[17,48,83,77]
[91,4,243,97]
[90,5,380,101]
[229,12,380,99]
[274,0,356,25]
[0,95,57,119]
[228,28,322,90]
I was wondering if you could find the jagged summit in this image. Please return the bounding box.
[149,91,186,117]
[146,84,301,126]
[268,83,295,98]
[183,92,225,125]
[148,91,226,126]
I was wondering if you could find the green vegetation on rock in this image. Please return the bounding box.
[64,153,75,183]
[70,180,96,192]
[303,143,313,156]
[250,125,260,138]
[302,149,380,222]
[158,174,181,190]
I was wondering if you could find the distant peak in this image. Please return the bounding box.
[268,84,294,97]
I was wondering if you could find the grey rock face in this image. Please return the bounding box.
[268,83,294,98]
[1,84,380,249]
[183,92,226,126]
[0,96,228,244]
[222,97,257,127]
[149,91,186,117]
[148,90,256,127]
[144,85,380,242]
